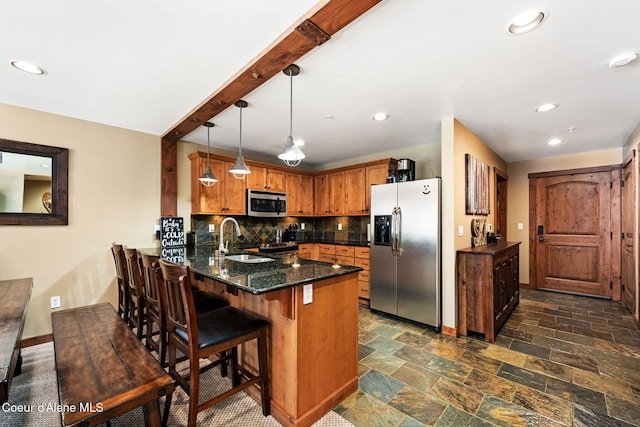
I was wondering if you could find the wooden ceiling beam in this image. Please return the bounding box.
[161,0,381,142]
[160,0,381,216]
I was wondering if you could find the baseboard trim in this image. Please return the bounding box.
[21,334,53,348]
[441,324,457,337]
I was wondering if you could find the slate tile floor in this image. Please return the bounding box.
[335,289,640,426]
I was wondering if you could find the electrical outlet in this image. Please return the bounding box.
[300,223,305,230]
[208,224,215,232]
[50,296,61,309]
[338,223,342,231]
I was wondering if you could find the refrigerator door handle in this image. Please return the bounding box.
[395,206,401,256]
[391,207,398,256]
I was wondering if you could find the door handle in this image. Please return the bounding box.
[537,225,544,242]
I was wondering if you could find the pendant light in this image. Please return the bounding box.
[199,122,218,186]
[229,100,251,179]
[278,64,305,167]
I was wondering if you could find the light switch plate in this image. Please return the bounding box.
[458,225,464,236]
[50,296,61,309]
[303,284,313,304]
[517,223,524,230]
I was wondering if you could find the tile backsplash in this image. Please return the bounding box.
[190,215,370,248]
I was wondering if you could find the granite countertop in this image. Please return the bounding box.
[141,246,362,295]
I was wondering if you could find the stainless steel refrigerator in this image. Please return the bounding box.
[370,178,441,330]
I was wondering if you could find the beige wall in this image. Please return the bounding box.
[1,103,161,338]
[320,141,441,178]
[441,119,508,329]
[507,148,623,285]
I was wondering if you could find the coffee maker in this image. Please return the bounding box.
[397,158,415,182]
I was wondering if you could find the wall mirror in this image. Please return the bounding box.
[0,138,68,225]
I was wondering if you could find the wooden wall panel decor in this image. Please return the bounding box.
[465,154,490,215]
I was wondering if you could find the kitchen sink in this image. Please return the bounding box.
[225,254,275,263]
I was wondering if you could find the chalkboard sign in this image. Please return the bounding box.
[160,216,184,248]
[161,246,185,264]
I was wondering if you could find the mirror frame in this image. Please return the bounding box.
[0,138,69,225]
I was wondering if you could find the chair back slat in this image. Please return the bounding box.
[157,260,196,342]
[124,247,144,297]
[111,243,129,286]
[140,253,161,306]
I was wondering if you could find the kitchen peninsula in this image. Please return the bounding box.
[145,246,361,427]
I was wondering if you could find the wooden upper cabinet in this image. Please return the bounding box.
[190,152,395,217]
[189,152,246,214]
[345,159,397,216]
[329,171,346,216]
[345,167,366,215]
[247,164,285,192]
[365,161,396,213]
[286,172,314,216]
[314,173,330,215]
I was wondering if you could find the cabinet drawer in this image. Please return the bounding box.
[358,280,370,298]
[318,244,335,255]
[335,255,355,266]
[354,247,370,258]
[318,254,335,263]
[335,245,355,257]
[353,257,370,270]
[297,244,313,256]
[358,270,370,282]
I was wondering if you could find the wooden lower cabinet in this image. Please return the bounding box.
[354,247,371,302]
[305,244,371,301]
[457,242,520,343]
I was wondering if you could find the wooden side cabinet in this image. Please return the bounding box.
[457,241,520,343]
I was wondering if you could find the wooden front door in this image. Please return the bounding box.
[530,167,617,298]
[621,153,636,314]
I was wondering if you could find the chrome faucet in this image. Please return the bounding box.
[220,217,241,253]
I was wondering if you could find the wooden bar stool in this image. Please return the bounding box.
[124,247,146,340]
[111,243,129,323]
[140,253,167,365]
[157,259,270,427]
[143,254,229,368]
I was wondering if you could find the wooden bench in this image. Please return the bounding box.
[52,303,175,427]
[0,277,32,404]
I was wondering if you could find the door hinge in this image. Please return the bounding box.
[610,281,613,289]
[621,179,625,187]
[611,232,613,240]
[610,181,613,189]
[622,232,625,240]
[622,283,625,291]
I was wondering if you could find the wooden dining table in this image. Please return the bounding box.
[51,303,174,427]
[0,277,32,404]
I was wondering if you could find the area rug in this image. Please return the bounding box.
[0,342,353,427]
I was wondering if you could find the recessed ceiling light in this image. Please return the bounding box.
[10,60,46,75]
[535,103,558,112]
[372,112,389,121]
[609,52,638,68]
[548,138,562,146]
[508,10,547,35]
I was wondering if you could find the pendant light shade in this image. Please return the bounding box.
[229,100,251,179]
[199,122,218,186]
[278,64,305,167]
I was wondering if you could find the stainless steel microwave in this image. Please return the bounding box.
[247,189,288,217]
